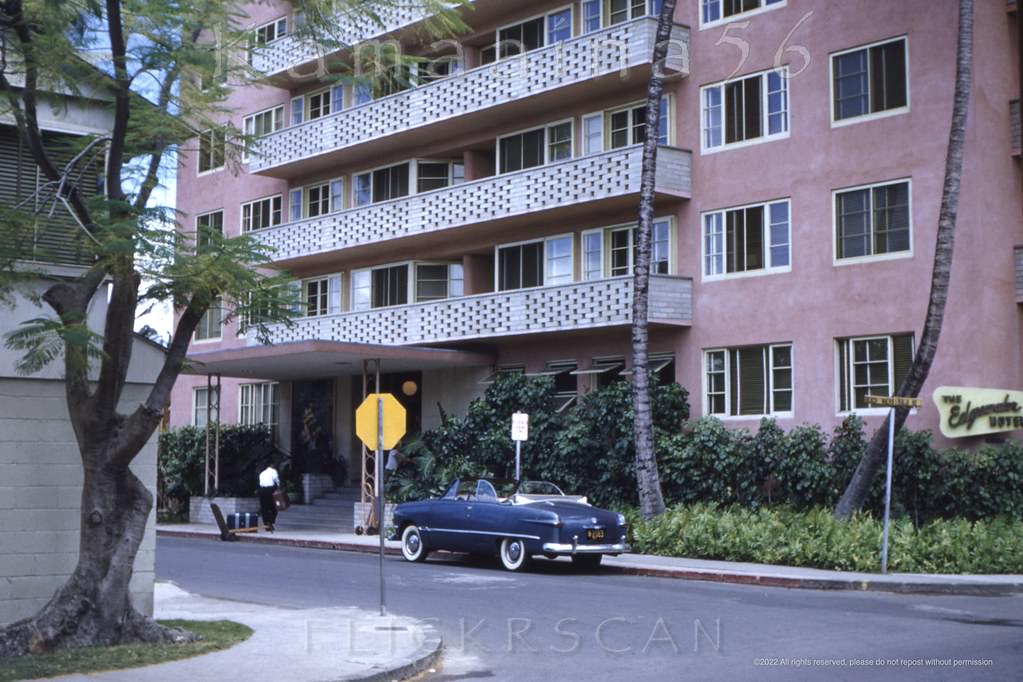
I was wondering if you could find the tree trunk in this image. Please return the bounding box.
[0,459,193,657]
[834,0,974,520]
[632,0,678,520]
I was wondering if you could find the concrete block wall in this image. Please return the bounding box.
[353,502,395,532]
[302,473,335,503]
[188,496,260,525]
[0,379,158,625]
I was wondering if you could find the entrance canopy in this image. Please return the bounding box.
[183,340,495,381]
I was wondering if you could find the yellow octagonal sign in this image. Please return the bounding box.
[356,393,407,451]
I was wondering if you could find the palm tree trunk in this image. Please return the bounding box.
[632,0,678,520]
[834,0,974,519]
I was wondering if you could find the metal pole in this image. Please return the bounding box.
[204,374,211,496]
[214,374,222,493]
[881,407,895,574]
[515,440,521,481]
[377,391,386,616]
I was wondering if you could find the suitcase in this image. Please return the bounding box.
[227,512,260,530]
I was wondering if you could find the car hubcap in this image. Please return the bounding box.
[406,533,420,554]
[507,541,521,562]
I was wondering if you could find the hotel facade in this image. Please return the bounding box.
[170,0,1023,486]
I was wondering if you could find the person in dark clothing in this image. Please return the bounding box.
[258,462,280,531]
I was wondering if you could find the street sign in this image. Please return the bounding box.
[356,393,407,451]
[511,412,529,442]
[864,395,923,409]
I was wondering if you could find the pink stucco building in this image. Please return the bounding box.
[171,0,1023,487]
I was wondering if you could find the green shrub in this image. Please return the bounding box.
[630,504,1023,574]
[157,425,276,512]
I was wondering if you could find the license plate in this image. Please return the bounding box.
[586,528,606,541]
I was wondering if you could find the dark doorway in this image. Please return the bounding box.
[291,379,338,482]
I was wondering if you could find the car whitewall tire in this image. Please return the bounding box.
[401,525,428,562]
[499,537,530,572]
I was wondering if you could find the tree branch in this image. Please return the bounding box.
[93,270,140,423]
[104,0,130,206]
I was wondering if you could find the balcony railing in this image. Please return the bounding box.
[250,3,473,77]
[261,275,693,348]
[1011,99,1020,156]
[249,18,690,176]
[254,145,691,264]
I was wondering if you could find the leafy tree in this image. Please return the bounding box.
[631,0,679,520]
[0,0,463,656]
[834,0,974,519]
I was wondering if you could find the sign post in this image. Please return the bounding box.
[864,395,923,574]
[355,393,406,616]
[511,412,529,481]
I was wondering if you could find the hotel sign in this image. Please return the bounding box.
[933,386,1023,438]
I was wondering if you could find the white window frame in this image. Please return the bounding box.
[699,0,786,30]
[240,194,283,233]
[701,198,791,281]
[242,105,284,162]
[606,0,662,26]
[414,262,464,303]
[196,129,225,175]
[305,87,333,121]
[350,261,413,311]
[835,335,915,416]
[595,217,675,278]
[700,67,790,155]
[253,17,288,45]
[829,36,910,128]
[490,5,575,62]
[493,233,574,291]
[238,382,280,434]
[290,96,304,126]
[582,110,605,155]
[193,296,223,343]
[703,343,793,419]
[496,119,575,174]
[353,160,415,207]
[192,386,219,427]
[414,159,465,194]
[292,178,343,219]
[831,178,913,266]
[605,95,672,149]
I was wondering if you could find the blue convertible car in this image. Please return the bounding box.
[391,478,629,571]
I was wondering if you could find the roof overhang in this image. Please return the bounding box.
[183,340,495,381]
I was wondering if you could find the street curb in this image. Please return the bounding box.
[341,623,443,682]
[157,528,1023,597]
[602,565,1023,596]
[158,528,403,556]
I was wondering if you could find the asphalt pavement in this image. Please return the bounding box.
[157,536,1023,682]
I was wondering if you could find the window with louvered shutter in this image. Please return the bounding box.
[738,347,766,416]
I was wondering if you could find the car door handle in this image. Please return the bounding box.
[466,506,473,511]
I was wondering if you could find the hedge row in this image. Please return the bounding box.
[389,374,1023,523]
[628,504,1023,574]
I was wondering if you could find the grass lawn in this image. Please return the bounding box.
[0,620,252,681]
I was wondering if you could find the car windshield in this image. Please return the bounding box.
[442,478,518,500]
[517,480,565,496]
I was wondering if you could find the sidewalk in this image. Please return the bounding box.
[51,582,442,682]
[158,523,1023,596]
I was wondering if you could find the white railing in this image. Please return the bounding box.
[249,18,690,174]
[253,145,691,263]
[262,275,693,347]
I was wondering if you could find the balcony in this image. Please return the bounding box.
[1012,99,1020,156]
[254,145,691,267]
[249,18,691,178]
[261,275,693,348]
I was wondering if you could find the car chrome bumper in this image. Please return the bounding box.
[542,541,630,555]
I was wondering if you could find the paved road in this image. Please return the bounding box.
[156,537,1023,681]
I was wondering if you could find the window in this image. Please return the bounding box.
[583,113,604,155]
[837,334,914,412]
[491,8,572,61]
[417,161,463,193]
[607,97,669,149]
[608,0,649,25]
[239,382,280,436]
[304,277,329,317]
[354,163,411,206]
[195,297,222,341]
[242,106,283,161]
[248,18,288,65]
[307,88,336,120]
[289,189,302,222]
[498,122,573,174]
[354,82,372,106]
[192,387,219,427]
[572,356,625,390]
[702,69,788,151]
[290,97,304,126]
[195,210,223,252]
[834,180,910,261]
[241,195,282,233]
[306,183,328,218]
[497,235,572,291]
[546,361,579,412]
[583,0,602,33]
[298,179,343,219]
[704,343,793,417]
[832,38,908,123]
[197,129,225,173]
[351,264,410,310]
[415,263,463,302]
[703,200,790,278]
[619,353,676,385]
[592,219,671,277]
[701,0,784,26]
